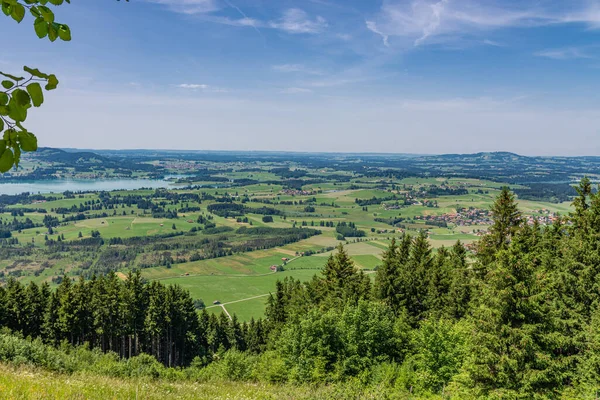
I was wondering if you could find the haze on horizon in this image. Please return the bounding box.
[3,0,600,156]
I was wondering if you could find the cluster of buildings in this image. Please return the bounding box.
[280,189,317,196]
[524,209,560,226]
[413,208,494,226]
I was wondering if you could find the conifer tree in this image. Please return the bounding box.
[374,238,403,313]
[464,227,569,397]
[24,281,48,338]
[484,187,522,252]
[445,241,471,319]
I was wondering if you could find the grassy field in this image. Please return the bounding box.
[0,364,393,400]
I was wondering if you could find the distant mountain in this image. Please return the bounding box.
[33,148,107,164]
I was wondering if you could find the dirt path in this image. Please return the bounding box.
[220,304,232,321]
[205,294,271,310]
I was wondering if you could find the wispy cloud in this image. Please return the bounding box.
[177,83,228,92]
[281,87,313,94]
[145,0,218,14]
[272,64,324,75]
[150,2,327,36]
[365,21,389,47]
[534,47,595,60]
[268,8,328,34]
[483,39,505,47]
[367,0,600,47]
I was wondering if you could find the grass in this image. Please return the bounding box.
[141,249,294,280]
[159,269,318,318]
[0,364,355,400]
[0,362,438,400]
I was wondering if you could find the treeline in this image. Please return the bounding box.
[0,272,268,368]
[513,182,577,203]
[417,185,469,197]
[207,203,282,218]
[355,195,405,206]
[335,221,366,238]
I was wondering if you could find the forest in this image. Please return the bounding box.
[1,179,600,398]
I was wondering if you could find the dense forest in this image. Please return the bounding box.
[2,178,600,397]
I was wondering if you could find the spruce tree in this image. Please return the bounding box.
[484,187,522,252]
[464,227,570,397]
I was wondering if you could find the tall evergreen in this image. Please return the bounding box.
[482,187,522,254]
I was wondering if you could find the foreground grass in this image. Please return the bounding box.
[0,364,403,400]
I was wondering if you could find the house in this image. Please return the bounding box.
[282,257,289,262]
[213,300,220,305]
[270,265,278,272]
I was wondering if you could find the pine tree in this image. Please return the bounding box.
[483,187,522,252]
[425,246,451,317]
[123,270,148,357]
[464,227,570,397]
[374,238,403,313]
[24,282,48,338]
[5,278,27,333]
[446,241,471,319]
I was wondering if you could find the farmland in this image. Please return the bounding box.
[0,149,578,321]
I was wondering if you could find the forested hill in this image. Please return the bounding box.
[38,148,600,184]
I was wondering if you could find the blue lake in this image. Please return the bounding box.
[0,179,183,195]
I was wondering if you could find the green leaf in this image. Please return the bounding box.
[29,6,41,18]
[34,17,48,38]
[0,72,24,81]
[0,118,3,132]
[58,24,71,41]
[45,74,59,90]
[47,22,58,42]
[0,148,14,172]
[10,3,24,23]
[8,98,27,122]
[24,66,49,79]
[2,3,12,17]
[0,93,8,106]
[3,129,17,143]
[38,5,54,23]
[13,145,20,168]
[18,131,37,151]
[26,83,43,107]
[13,89,31,107]
[1,80,14,89]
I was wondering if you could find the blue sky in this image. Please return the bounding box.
[3,0,600,155]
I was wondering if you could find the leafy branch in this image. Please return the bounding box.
[0,0,128,172]
[0,67,59,171]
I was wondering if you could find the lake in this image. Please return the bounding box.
[0,179,184,195]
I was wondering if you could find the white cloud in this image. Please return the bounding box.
[534,47,594,60]
[145,0,218,14]
[269,8,328,34]
[281,87,313,94]
[483,39,505,47]
[367,0,600,47]
[272,64,323,75]
[366,21,389,47]
[178,83,209,89]
[177,83,228,92]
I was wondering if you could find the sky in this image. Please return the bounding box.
[3,0,600,155]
